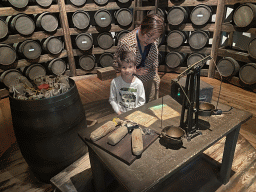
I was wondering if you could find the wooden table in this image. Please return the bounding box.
[78,95,252,192]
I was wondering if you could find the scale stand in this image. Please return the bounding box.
[177,55,212,142]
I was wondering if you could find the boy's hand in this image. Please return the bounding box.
[136,67,149,75]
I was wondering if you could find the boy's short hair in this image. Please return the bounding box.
[116,49,136,68]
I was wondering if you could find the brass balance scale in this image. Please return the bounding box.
[161,55,233,145]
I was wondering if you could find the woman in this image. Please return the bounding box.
[113,14,165,103]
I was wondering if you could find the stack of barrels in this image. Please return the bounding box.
[71,0,132,70]
[215,3,256,86]
[69,0,133,71]
[159,5,212,69]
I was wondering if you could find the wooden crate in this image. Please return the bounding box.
[97,67,116,81]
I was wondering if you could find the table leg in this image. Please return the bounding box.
[220,124,241,184]
[88,147,106,192]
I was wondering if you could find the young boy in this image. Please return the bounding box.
[109,50,145,115]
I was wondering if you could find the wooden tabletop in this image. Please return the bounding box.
[79,95,252,192]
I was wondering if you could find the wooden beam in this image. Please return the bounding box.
[58,0,76,76]
[0,29,64,44]
[0,5,59,16]
[208,0,226,78]
[217,48,252,63]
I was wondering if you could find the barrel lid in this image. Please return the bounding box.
[15,14,35,35]
[115,9,133,26]
[167,30,185,49]
[148,8,165,18]
[70,0,87,6]
[72,11,90,30]
[48,58,66,75]
[217,57,238,77]
[46,37,63,55]
[117,0,130,3]
[79,55,95,71]
[99,53,113,67]
[116,30,130,41]
[9,0,29,9]
[166,52,184,68]
[40,13,58,32]
[239,63,256,85]
[0,44,17,65]
[76,33,93,51]
[189,31,209,50]
[35,0,52,7]
[94,0,108,5]
[0,69,23,88]
[94,9,112,28]
[187,53,204,67]
[21,40,42,60]
[167,6,187,26]
[0,19,8,39]
[190,5,212,26]
[97,32,114,50]
[248,38,256,59]
[26,64,46,80]
[233,4,254,28]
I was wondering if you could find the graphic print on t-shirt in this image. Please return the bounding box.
[119,87,137,111]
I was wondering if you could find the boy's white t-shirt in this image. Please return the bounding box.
[109,76,145,114]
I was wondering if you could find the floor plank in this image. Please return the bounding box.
[0,73,256,192]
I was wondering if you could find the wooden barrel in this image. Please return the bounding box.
[9,78,87,182]
[0,69,23,88]
[72,10,90,30]
[94,0,108,5]
[115,30,130,45]
[167,6,188,26]
[24,64,46,80]
[36,12,59,32]
[1,0,29,9]
[69,0,87,7]
[31,0,53,8]
[190,4,212,27]
[48,58,66,75]
[239,63,256,85]
[79,54,95,71]
[188,30,209,50]
[97,32,114,50]
[8,13,35,36]
[233,3,256,28]
[115,8,133,27]
[248,37,256,59]
[75,33,93,51]
[18,40,42,60]
[99,53,113,67]
[0,44,17,65]
[94,9,112,28]
[167,30,187,49]
[42,36,63,55]
[165,51,185,68]
[217,57,240,77]
[187,53,205,67]
[0,18,8,39]
[147,8,165,18]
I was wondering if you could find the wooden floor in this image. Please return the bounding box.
[0,72,256,192]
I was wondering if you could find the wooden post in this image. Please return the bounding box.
[135,0,143,28]
[208,0,225,78]
[58,0,76,77]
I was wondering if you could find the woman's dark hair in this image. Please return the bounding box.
[140,14,165,36]
[117,49,136,67]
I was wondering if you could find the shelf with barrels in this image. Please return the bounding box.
[152,2,218,77]
[216,1,256,92]
[0,0,70,95]
[63,0,135,76]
